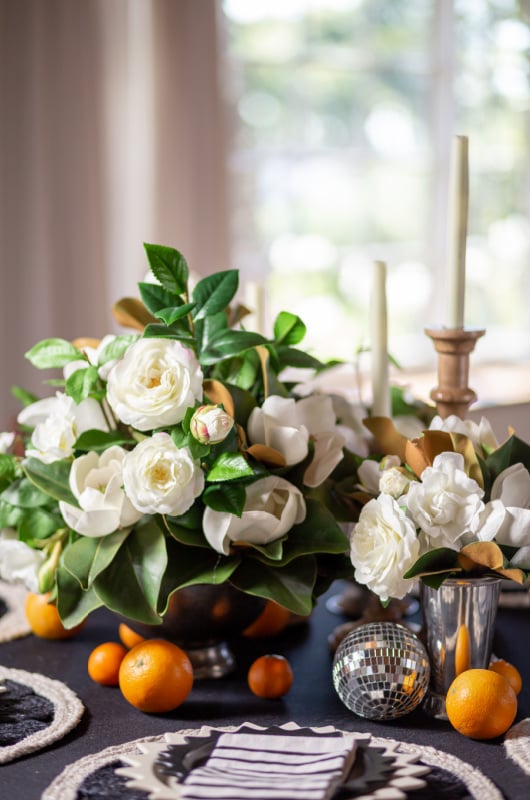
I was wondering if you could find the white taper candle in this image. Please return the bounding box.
[446,135,469,328]
[371,260,391,417]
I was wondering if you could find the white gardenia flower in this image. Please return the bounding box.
[484,463,530,549]
[247,394,344,487]
[189,404,234,445]
[0,529,45,592]
[123,433,204,516]
[17,392,109,464]
[429,414,498,453]
[379,466,413,499]
[350,494,420,602]
[202,475,306,556]
[404,452,485,548]
[59,446,142,537]
[106,338,203,431]
[0,432,15,453]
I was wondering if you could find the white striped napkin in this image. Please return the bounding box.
[180,731,357,799]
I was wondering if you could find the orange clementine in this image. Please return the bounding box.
[118,623,146,649]
[454,624,470,675]
[88,642,128,686]
[489,659,523,695]
[247,654,293,699]
[24,592,85,640]
[446,668,517,739]
[243,600,291,638]
[118,638,193,713]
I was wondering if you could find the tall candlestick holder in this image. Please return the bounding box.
[425,327,485,419]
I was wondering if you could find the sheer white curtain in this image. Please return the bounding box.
[0,0,230,430]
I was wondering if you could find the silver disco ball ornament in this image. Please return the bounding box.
[332,621,430,720]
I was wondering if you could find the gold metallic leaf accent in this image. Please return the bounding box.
[495,567,525,584]
[203,379,235,418]
[246,443,286,467]
[450,433,484,488]
[256,345,270,398]
[404,440,430,478]
[71,337,100,350]
[422,430,454,464]
[112,298,157,330]
[362,417,408,461]
[458,541,504,571]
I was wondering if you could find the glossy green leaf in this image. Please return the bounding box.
[403,547,460,579]
[97,334,138,364]
[23,458,78,506]
[192,270,239,321]
[154,303,196,326]
[275,345,324,371]
[75,429,135,452]
[278,501,350,563]
[142,323,196,346]
[138,281,180,315]
[65,366,100,403]
[19,507,63,541]
[203,482,246,516]
[144,243,189,295]
[201,330,268,366]
[25,338,82,369]
[1,476,51,509]
[0,454,18,482]
[0,500,24,527]
[62,535,100,588]
[55,567,103,627]
[273,311,306,346]
[207,452,253,482]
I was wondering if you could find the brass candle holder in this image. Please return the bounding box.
[425,327,485,419]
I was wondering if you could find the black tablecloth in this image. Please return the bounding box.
[1,582,530,799]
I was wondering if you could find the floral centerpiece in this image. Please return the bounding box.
[349,413,530,602]
[0,244,365,629]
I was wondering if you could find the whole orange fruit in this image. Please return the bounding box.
[25,592,84,640]
[489,659,523,696]
[118,623,146,649]
[243,600,291,638]
[247,654,293,699]
[88,642,128,686]
[118,638,193,713]
[446,668,517,739]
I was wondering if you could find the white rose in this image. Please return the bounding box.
[59,446,142,537]
[18,392,109,463]
[350,495,420,602]
[0,432,15,453]
[404,452,484,548]
[429,414,498,453]
[123,432,204,516]
[202,475,306,556]
[106,338,203,431]
[189,404,234,445]
[247,394,344,487]
[0,529,45,592]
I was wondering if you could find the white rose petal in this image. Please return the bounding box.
[350,494,420,602]
[18,392,109,464]
[106,338,203,431]
[123,433,204,516]
[404,452,484,548]
[202,475,306,556]
[59,446,142,537]
[495,506,530,548]
[0,432,15,453]
[0,529,45,592]
[428,414,498,453]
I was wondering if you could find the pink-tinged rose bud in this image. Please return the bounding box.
[190,404,234,445]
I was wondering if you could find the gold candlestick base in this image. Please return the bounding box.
[425,327,485,419]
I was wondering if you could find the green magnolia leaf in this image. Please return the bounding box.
[11,385,39,407]
[0,500,24,527]
[157,538,241,614]
[19,508,63,541]
[192,270,239,321]
[1,476,51,509]
[25,338,82,369]
[55,567,103,627]
[207,452,253,482]
[273,311,306,346]
[97,334,138,364]
[75,429,135,452]
[88,528,134,585]
[230,556,317,616]
[164,519,211,548]
[278,501,350,563]
[154,303,196,326]
[62,536,101,588]
[403,547,460,579]
[65,365,101,403]
[138,281,181,315]
[144,243,189,294]
[23,458,78,507]
[203,482,246,516]
[201,330,268,366]
[93,522,167,623]
[486,435,530,480]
